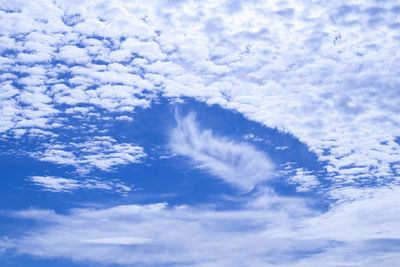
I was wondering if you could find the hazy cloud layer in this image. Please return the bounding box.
[4,186,400,266]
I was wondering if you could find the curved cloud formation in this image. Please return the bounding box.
[1,0,400,191]
[170,112,275,190]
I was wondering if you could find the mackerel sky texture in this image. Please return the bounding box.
[1,0,400,266]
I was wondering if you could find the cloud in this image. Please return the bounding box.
[0,0,398,191]
[3,195,317,266]
[1,0,400,265]
[82,236,152,245]
[115,115,133,121]
[280,164,321,192]
[169,112,275,190]
[29,136,146,173]
[30,176,132,194]
[0,0,399,189]
[4,186,400,266]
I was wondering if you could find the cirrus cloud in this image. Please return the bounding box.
[169,112,275,190]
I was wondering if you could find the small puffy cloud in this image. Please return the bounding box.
[121,38,165,61]
[115,115,133,121]
[108,49,132,62]
[169,112,275,190]
[58,45,91,65]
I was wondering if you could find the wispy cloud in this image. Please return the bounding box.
[169,112,275,190]
[30,176,132,194]
[5,186,400,266]
[3,195,315,266]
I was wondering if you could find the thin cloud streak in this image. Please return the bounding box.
[30,176,132,194]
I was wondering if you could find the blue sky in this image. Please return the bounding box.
[1,0,400,266]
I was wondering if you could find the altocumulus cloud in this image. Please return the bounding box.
[30,176,132,194]
[169,112,275,190]
[1,0,400,190]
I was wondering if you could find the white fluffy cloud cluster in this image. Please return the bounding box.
[1,0,399,190]
[29,136,146,173]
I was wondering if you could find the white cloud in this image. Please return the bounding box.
[169,112,275,190]
[108,49,131,62]
[2,0,399,191]
[5,186,400,266]
[58,45,91,64]
[280,165,321,192]
[243,133,265,143]
[115,115,133,121]
[121,38,165,61]
[3,195,314,266]
[30,175,132,194]
[1,1,400,264]
[30,176,80,192]
[148,0,400,189]
[30,136,146,173]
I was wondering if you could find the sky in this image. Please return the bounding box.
[0,0,400,266]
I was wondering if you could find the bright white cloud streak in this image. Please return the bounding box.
[170,112,274,190]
